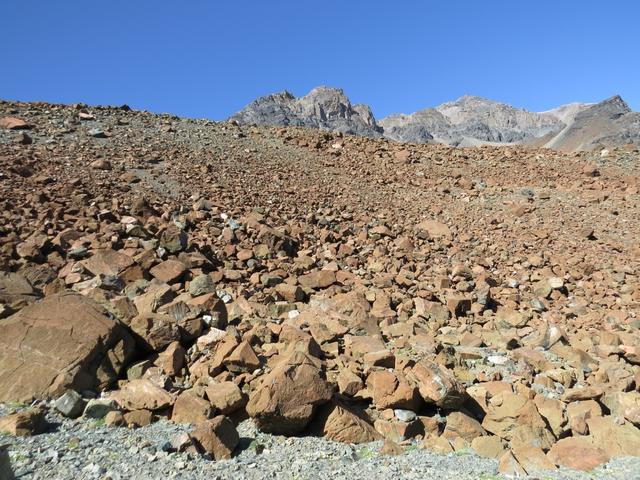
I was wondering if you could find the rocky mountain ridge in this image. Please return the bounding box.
[231,88,640,152]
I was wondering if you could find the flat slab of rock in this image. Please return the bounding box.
[0,293,135,402]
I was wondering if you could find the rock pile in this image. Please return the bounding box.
[1,99,640,475]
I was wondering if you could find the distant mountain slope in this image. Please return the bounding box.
[230,87,639,151]
[229,87,382,137]
[544,96,640,152]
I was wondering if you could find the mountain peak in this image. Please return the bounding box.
[231,89,637,151]
[229,86,381,137]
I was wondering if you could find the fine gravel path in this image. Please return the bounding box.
[3,409,640,480]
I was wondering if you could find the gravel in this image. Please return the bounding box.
[2,407,640,480]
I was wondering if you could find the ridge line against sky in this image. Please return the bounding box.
[1,0,638,120]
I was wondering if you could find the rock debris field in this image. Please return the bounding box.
[1,100,640,479]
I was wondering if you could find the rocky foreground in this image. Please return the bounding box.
[1,99,640,479]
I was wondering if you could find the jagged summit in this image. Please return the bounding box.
[229,86,382,137]
[230,87,639,151]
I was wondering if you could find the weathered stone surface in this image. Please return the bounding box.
[314,401,381,444]
[246,352,332,435]
[0,272,40,313]
[171,390,213,425]
[190,416,239,460]
[123,409,154,428]
[0,408,47,436]
[409,360,465,408]
[547,437,610,471]
[0,293,135,402]
[205,382,246,415]
[367,370,421,411]
[442,411,486,442]
[298,270,336,289]
[54,390,85,419]
[111,379,175,411]
[129,313,180,351]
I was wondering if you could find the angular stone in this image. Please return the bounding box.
[223,340,261,373]
[587,416,640,457]
[54,390,85,419]
[298,270,336,289]
[246,352,332,435]
[130,313,180,351]
[171,390,213,425]
[417,220,451,239]
[0,293,135,402]
[367,370,421,411]
[511,442,556,472]
[601,391,640,426]
[160,226,188,253]
[205,382,246,415]
[0,408,47,436]
[409,360,466,408]
[314,401,381,444]
[81,249,135,277]
[337,369,364,396]
[111,379,175,411]
[443,411,486,442]
[149,260,187,283]
[190,416,239,460]
[188,274,216,296]
[547,436,610,471]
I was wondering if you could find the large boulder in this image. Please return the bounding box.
[0,293,135,402]
[246,351,332,435]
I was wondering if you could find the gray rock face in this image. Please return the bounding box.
[229,87,383,137]
[381,96,565,147]
[545,96,640,152]
[231,87,639,151]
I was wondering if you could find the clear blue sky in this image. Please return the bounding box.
[2,1,638,119]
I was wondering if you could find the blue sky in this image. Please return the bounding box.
[2,1,639,119]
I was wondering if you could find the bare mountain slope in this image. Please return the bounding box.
[545,95,640,152]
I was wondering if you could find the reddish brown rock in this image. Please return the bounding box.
[0,117,30,130]
[0,408,47,436]
[123,409,154,428]
[190,416,239,460]
[409,360,466,408]
[0,293,135,402]
[111,379,175,411]
[314,402,381,444]
[129,313,181,351]
[171,390,213,424]
[298,270,337,289]
[367,370,421,411]
[246,352,332,435]
[547,437,610,471]
[205,381,246,415]
[442,411,486,442]
[149,260,187,283]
